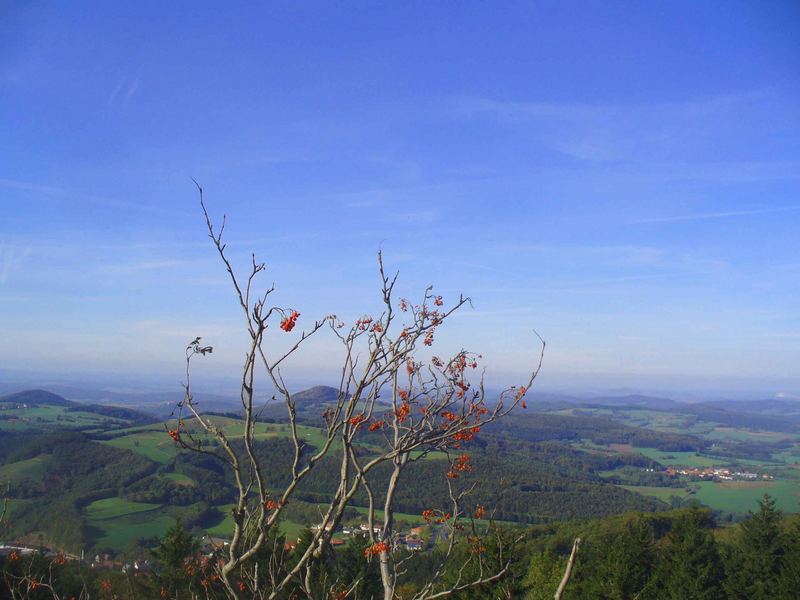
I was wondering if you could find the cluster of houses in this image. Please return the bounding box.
[0,544,155,575]
[1,519,431,576]
[0,544,40,558]
[313,522,427,552]
[660,466,773,481]
[91,553,152,575]
[0,402,28,410]
[0,544,80,562]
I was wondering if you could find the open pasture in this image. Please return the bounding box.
[103,418,330,464]
[0,405,133,432]
[692,480,799,514]
[0,456,46,483]
[84,498,162,520]
[204,503,304,540]
[631,447,724,467]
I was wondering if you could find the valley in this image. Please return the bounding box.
[2,387,799,559]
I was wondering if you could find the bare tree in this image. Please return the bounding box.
[168,183,561,599]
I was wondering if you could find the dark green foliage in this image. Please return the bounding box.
[3,502,800,599]
[724,495,791,600]
[3,434,156,550]
[520,497,800,600]
[571,517,657,599]
[331,537,382,600]
[523,550,567,600]
[486,413,705,451]
[151,519,199,597]
[64,404,157,425]
[0,390,75,407]
[653,506,725,600]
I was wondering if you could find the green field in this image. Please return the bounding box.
[772,447,800,465]
[103,418,331,465]
[84,498,172,550]
[622,479,800,514]
[692,480,799,514]
[204,503,305,540]
[102,431,178,464]
[88,511,177,551]
[0,405,130,431]
[162,472,194,485]
[85,498,162,520]
[0,456,46,483]
[705,427,796,443]
[619,485,689,502]
[3,498,31,519]
[632,447,724,467]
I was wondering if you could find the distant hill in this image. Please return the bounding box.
[705,398,800,416]
[65,403,158,425]
[486,412,705,452]
[292,385,342,404]
[587,394,678,409]
[256,385,345,422]
[39,384,242,419]
[0,389,76,407]
[0,389,158,427]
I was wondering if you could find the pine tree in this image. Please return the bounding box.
[654,506,724,600]
[334,537,382,599]
[152,519,199,598]
[776,517,800,599]
[724,494,785,600]
[523,550,566,600]
[573,517,657,600]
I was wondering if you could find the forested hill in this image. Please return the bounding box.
[485,412,705,451]
[0,389,158,428]
[0,389,75,407]
[2,385,797,554]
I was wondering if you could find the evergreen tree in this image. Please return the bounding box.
[287,528,336,597]
[523,550,565,600]
[654,506,725,600]
[724,494,785,600]
[333,537,382,600]
[573,517,657,600]
[776,517,800,599]
[152,519,199,598]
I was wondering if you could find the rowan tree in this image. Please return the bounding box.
[164,184,565,600]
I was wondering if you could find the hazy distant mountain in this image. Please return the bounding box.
[292,385,342,404]
[586,394,678,409]
[0,389,158,426]
[704,398,800,416]
[0,389,76,407]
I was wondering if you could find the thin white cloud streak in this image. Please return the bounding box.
[99,260,184,274]
[0,177,191,218]
[450,89,798,164]
[451,89,770,123]
[0,244,31,284]
[122,76,139,107]
[631,205,800,225]
[108,75,140,107]
[108,78,126,105]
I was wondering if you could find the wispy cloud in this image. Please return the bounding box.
[453,90,768,120]
[109,75,140,108]
[100,260,183,274]
[450,89,796,163]
[631,205,800,225]
[123,76,140,106]
[0,244,31,285]
[0,177,191,218]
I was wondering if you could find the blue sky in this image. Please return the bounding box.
[1,2,799,396]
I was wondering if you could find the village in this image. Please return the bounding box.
[656,466,774,482]
[311,521,429,552]
[0,519,434,577]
